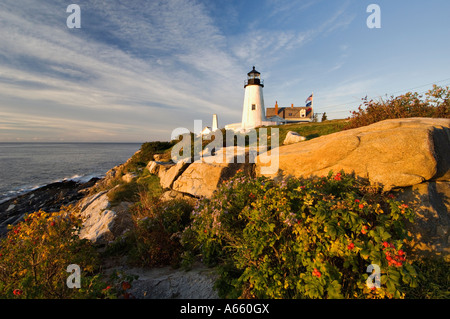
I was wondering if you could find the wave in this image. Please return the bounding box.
[59,173,104,184]
[0,173,103,205]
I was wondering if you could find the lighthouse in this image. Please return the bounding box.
[241,66,266,130]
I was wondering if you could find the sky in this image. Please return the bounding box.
[0,0,449,142]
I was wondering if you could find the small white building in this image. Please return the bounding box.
[199,114,220,136]
[200,126,212,135]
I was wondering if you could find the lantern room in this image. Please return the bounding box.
[245,66,264,88]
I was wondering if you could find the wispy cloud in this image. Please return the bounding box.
[0,0,247,141]
[314,76,384,118]
[4,0,441,142]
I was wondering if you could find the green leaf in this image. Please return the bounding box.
[360,249,370,260]
[380,230,391,241]
[388,269,401,283]
[380,274,388,285]
[327,280,343,299]
[386,279,396,294]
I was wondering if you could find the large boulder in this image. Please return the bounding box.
[172,162,253,198]
[146,160,174,176]
[160,190,194,202]
[395,181,450,261]
[159,159,190,189]
[146,161,159,175]
[123,263,218,299]
[77,190,133,245]
[122,172,137,183]
[94,150,141,190]
[257,118,450,191]
[283,131,306,145]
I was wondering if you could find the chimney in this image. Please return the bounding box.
[275,101,278,114]
[291,103,294,108]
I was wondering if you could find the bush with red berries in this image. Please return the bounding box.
[183,170,419,299]
[345,84,449,130]
[0,208,112,299]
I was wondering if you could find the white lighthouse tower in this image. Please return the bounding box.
[241,66,266,130]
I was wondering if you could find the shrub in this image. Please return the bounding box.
[122,141,175,173]
[0,208,111,299]
[107,180,141,204]
[183,171,420,299]
[402,257,450,299]
[108,197,193,268]
[126,141,174,171]
[107,173,162,205]
[345,84,449,130]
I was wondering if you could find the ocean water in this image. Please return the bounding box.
[0,143,141,204]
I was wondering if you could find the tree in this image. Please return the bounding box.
[345,85,449,129]
[312,113,319,122]
[321,112,328,122]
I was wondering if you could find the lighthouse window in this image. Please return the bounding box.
[252,104,256,110]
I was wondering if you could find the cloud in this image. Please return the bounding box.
[313,76,384,118]
[0,0,364,141]
[0,0,248,142]
[267,0,317,17]
[231,29,311,63]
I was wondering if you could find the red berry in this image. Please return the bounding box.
[13,289,23,296]
[121,281,131,290]
[312,268,321,278]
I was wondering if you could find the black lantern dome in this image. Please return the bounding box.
[245,66,264,88]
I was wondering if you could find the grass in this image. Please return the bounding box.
[124,141,174,172]
[405,257,450,299]
[105,194,194,267]
[107,170,162,206]
[271,119,348,145]
[90,141,173,196]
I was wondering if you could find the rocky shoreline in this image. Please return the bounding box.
[0,118,448,299]
[0,178,99,236]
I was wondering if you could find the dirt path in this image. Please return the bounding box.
[103,259,219,299]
